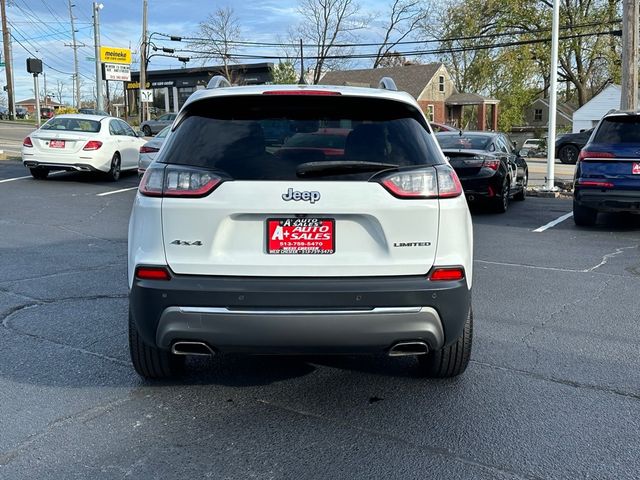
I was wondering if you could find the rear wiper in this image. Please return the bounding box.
[296,161,399,178]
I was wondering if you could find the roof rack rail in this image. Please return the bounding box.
[378,77,397,91]
[207,75,232,89]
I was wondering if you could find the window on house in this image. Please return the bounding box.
[534,109,543,122]
[427,104,435,122]
[438,76,445,92]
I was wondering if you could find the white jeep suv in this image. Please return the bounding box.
[128,77,474,379]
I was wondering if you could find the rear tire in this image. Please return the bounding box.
[573,200,597,226]
[29,167,49,179]
[558,144,579,164]
[493,178,510,213]
[129,310,184,380]
[418,308,473,378]
[106,153,121,182]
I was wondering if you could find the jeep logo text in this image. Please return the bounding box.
[282,188,321,204]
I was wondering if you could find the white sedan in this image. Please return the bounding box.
[21,114,147,181]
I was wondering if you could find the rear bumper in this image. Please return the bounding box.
[22,160,101,173]
[575,189,640,213]
[129,274,471,355]
[459,175,502,199]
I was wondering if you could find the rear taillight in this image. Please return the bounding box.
[379,165,461,199]
[577,179,614,188]
[429,267,465,281]
[135,266,171,281]
[140,145,160,154]
[83,140,103,151]
[23,136,33,147]
[139,165,223,198]
[483,158,501,171]
[578,150,614,161]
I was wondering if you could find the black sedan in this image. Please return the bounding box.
[555,128,593,164]
[436,132,528,213]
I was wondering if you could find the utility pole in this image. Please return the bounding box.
[1,0,15,120]
[545,0,560,191]
[67,0,82,109]
[93,2,104,111]
[140,0,148,123]
[621,0,639,110]
[33,74,41,128]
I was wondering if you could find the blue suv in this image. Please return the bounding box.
[573,111,640,226]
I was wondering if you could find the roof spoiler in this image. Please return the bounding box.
[378,77,397,91]
[207,75,232,89]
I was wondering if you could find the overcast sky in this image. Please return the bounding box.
[1,0,398,104]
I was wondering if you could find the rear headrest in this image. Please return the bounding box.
[344,124,387,162]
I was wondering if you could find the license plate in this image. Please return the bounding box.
[49,140,65,148]
[267,218,335,254]
[633,163,640,175]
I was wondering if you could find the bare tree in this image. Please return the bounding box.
[188,7,242,82]
[373,0,429,68]
[55,80,66,104]
[294,0,367,84]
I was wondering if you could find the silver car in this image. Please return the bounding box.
[140,113,176,136]
[138,126,170,177]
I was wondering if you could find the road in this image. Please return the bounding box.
[0,121,38,157]
[0,159,639,479]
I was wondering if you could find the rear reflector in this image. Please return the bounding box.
[23,136,33,147]
[140,145,160,154]
[263,90,341,96]
[139,165,223,198]
[83,140,103,151]
[578,150,614,161]
[577,179,614,188]
[135,266,171,281]
[429,267,465,281]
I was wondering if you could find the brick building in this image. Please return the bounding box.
[320,63,499,131]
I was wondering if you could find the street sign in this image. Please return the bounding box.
[103,63,131,81]
[140,89,153,103]
[99,47,131,65]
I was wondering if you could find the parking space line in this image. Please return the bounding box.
[96,186,138,197]
[0,175,31,184]
[532,212,573,233]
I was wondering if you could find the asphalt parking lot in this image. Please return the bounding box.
[1,159,639,479]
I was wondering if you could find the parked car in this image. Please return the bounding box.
[274,128,350,160]
[573,111,640,226]
[140,113,177,136]
[40,107,55,119]
[436,131,528,212]
[78,108,109,116]
[15,107,28,119]
[0,106,8,120]
[128,79,474,379]
[555,128,593,164]
[138,125,170,177]
[430,122,457,132]
[521,138,547,157]
[21,114,146,181]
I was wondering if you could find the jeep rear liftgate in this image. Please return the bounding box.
[161,181,440,277]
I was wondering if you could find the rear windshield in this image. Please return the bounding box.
[41,117,101,133]
[157,95,443,180]
[436,134,491,150]
[594,116,640,143]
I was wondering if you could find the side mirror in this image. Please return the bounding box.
[136,130,145,138]
[512,141,518,149]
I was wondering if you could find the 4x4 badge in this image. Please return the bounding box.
[282,188,321,204]
[170,240,203,246]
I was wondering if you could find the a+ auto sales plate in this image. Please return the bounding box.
[267,218,335,254]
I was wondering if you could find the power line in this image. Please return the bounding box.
[153,19,621,49]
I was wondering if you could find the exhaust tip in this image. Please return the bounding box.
[171,341,215,356]
[388,341,429,357]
